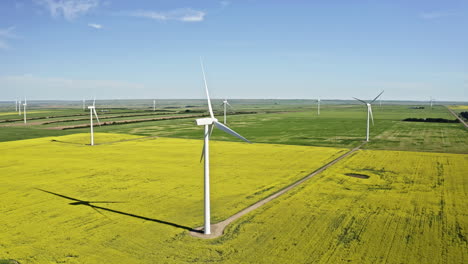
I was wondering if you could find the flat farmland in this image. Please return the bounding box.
[1,105,466,154]
[183,149,466,263]
[0,133,346,263]
[85,105,468,153]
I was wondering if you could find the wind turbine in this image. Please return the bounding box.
[83,98,85,110]
[15,98,18,112]
[153,99,156,111]
[430,97,434,109]
[196,59,251,235]
[353,91,384,142]
[221,98,232,124]
[23,98,27,124]
[88,98,101,146]
[317,98,321,115]
[18,99,22,115]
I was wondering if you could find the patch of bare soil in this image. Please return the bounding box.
[345,173,370,179]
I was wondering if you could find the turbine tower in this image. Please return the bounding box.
[196,58,251,235]
[153,99,156,111]
[353,91,384,142]
[18,99,22,115]
[88,98,101,146]
[83,98,85,110]
[23,98,27,124]
[15,99,18,112]
[317,98,321,115]
[221,99,232,124]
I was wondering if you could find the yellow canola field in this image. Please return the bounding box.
[449,105,468,110]
[0,133,346,264]
[0,111,46,116]
[205,149,467,264]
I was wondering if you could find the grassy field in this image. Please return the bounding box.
[1,104,466,153]
[0,133,346,263]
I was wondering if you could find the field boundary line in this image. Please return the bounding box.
[445,106,468,128]
[190,142,366,239]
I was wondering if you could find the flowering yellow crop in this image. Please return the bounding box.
[207,149,467,264]
[0,133,346,263]
[449,105,468,110]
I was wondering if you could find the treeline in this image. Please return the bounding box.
[460,112,468,120]
[402,118,459,123]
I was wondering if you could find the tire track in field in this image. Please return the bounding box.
[190,142,367,239]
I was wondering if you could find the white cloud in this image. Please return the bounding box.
[419,11,454,19]
[88,23,102,29]
[0,40,9,50]
[35,0,100,20]
[130,8,206,22]
[0,26,16,38]
[0,27,17,50]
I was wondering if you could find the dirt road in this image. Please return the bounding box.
[446,106,468,128]
[190,142,366,239]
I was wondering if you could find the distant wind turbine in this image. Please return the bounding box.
[353,91,384,142]
[88,98,101,146]
[317,98,321,115]
[196,59,251,235]
[83,98,85,110]
[18,99,22,115]
[15,98,18,112]
[153,99,156,111]
[430,97,434,109]
[23,98,27,124]
[221,98,232,124]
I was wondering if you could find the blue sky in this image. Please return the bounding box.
[0,0,467,101]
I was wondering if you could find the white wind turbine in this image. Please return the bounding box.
[18,98,22,115]
[153,99,156,111]
[15,98,18,112]
[221,98,232,124]
[317,98,321,115]
[23,98,27,124]
[88,98,101,146]
[83,98,85,110]
[353,91,384,142]
[430,97,434,109]
[196,59,251,235]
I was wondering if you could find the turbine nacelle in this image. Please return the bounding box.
[196,117,218,126]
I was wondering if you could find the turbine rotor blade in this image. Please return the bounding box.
[213,121,251,143]
[353,97,368,104]
[369,106,374,125]
[93,108,101,126]
[370,90,385,104]
[200,58,215,119]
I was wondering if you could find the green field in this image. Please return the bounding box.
[2,104,465,153]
